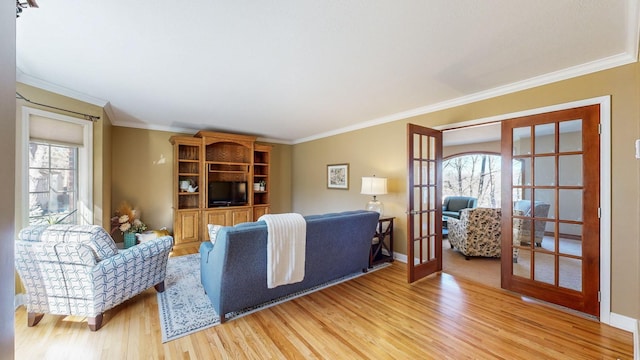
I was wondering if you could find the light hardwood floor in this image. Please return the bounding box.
[15,247,633,359]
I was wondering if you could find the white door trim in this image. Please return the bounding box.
[434,95,612,325]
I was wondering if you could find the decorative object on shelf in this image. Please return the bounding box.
[259,180,266,191]
[180,180,190,192]
[361,176,388,215]
[180,179,198,193]
[327,163,349,189]
[111,202,147,249]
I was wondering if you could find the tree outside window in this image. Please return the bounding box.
[442,153,501,208]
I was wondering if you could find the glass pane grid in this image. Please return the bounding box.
[511,120,585,293]
[28,142,79,225]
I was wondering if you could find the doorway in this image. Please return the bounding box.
[430,96,610,319]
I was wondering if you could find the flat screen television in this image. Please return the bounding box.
[208,181,247,207]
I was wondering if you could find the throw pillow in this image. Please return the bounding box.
[207,224,222,244]
[136,231,158,243]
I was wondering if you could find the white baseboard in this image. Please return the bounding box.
[14,293,25,310]
[393,253,407,263]
[609,313,639,359]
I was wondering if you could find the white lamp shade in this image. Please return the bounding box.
[361,177,388,195]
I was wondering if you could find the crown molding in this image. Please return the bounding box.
[16,48,638,146]
[293,52,636,144]
[16,68,108,107]
[109,117,293,144]
[109,119,196,136]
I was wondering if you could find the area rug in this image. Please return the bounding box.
[157,254,390,342]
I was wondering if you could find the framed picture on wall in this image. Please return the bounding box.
[327,163,349,189]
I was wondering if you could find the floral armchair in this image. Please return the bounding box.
[447,208,502,259]
[15,224,173,331]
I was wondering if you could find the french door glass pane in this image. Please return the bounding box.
[534,188,555,219]
[534,123,556,154]
[428,235,436,260]
[421,136,430,158]
[413,134,421,158]
[534,156,555,186]
[559,224,582,256]
[534,252,555,285]
[559,120,582,152]
[514,248,531,278]
[513,127,531,155]
[559,257,582,291]
[559,189,583,222]
[559,155,583,186]
[413,187,421,213]
[429,211,436,234]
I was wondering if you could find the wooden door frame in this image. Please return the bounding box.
[406,124,443,283]
[432,96,612,324]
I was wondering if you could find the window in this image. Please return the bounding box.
[20,107,93,226]
[443,153,501,207]
[28,142,78,225]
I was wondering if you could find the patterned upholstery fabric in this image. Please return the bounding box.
[513,200,551,246]
[15,224,173,330]
[447,208,502,258]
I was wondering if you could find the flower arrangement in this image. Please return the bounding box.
[111,202,147,234]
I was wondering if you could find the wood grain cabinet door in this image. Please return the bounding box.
[176,210,200,244]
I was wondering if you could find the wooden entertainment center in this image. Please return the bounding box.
[169,131,271,248]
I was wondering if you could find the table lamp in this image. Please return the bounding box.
[361,176,388,215]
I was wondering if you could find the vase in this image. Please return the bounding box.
[124,232,136,249]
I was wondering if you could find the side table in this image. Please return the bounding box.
[370,217,394,267]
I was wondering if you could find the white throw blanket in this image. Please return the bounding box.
[258,213,306,289]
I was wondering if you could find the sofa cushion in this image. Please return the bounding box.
[207,224,223,244]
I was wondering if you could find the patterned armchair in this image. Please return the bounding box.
[447,208,502,259]
[15,224,173,331]
[513,200,551,247]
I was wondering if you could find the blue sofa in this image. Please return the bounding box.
[199,210,379,322]
[443,196,478,219]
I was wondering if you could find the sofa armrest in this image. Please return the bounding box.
[199,237,227,316]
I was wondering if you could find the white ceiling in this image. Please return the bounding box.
[16,1,639,144]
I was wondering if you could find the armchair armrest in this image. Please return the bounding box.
[92,236,173,312]
[118,235,174,258]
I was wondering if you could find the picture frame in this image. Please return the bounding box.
[327,163,349,189]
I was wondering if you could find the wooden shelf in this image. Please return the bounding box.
[208,170,246,174]
[171,132,271,248]
[207,161,250,166]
